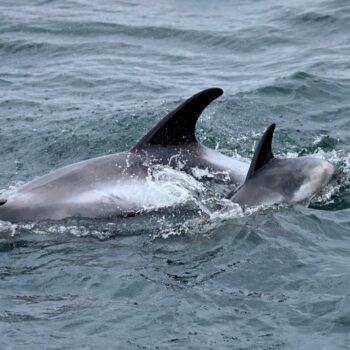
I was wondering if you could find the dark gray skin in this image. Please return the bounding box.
[228,123,335,207]
[0,88,249,222]
[0,89,336,222]
[229,157,335,207]
[0,145,248,222]
[0,152,147,221]
[0,140,334,222]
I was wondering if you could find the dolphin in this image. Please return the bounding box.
[0,88,335,222]
[228,123,335,207]
[0,88,248,222]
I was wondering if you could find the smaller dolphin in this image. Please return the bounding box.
[228,124,335,207]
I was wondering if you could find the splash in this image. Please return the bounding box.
[0,220,18,237]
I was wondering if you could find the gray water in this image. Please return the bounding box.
[1,0,350,349]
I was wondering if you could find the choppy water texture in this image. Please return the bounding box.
[0,0,350,349]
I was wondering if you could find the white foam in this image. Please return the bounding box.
[190,166,232,182]
[191,167,215,179]
[69,166,206,212]
[0,220,18,237]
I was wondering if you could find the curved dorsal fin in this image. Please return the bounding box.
[131,88,223,150]
[246,123,276,180]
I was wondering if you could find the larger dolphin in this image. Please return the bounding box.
[0,88,248,222]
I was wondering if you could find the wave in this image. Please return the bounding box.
[253,71,350,99]
[0,20,296,53]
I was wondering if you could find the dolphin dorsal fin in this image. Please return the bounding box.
[246,123,276,180]
[131,88,223,150]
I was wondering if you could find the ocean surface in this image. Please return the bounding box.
[0,0,350,349]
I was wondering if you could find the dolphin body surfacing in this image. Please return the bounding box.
[228,124,335,207]
[0,88,248,222]
[0,88,335,222]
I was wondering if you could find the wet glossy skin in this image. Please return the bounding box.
[0,141,335,222]
[229,157,335,207]
[0,144,248,222]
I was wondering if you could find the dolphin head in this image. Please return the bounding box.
[228,124,336,207]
